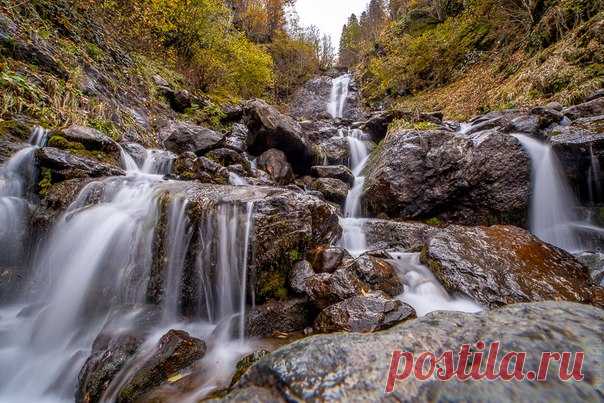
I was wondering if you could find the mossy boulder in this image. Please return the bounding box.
[422,225,599,308]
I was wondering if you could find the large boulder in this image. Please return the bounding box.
[256,148,294,185]
[318,137,350,166]
[422,225,597,308]
[244,99,321,174]
[222,302,603,401]
[346,252,404,297]
[363,129,530,226]
[160,121,223,155]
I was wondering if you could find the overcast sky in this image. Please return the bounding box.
[295,0,369,47]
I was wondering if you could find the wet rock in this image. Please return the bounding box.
[256,149,294,185]
[563,97,604,120]
[37,147,124,181]
[305,268,367,309]
[225,302,603,402]
[160,121,223,155]
[289,260,314,295]
[244,99,321,174]
[311,165,354,187]
[549,127,604,202]
[422,225,596,308]
[310,178,349,206]
[362,220,434,250]
[307,246,352,274]
[116,330,206,403]
[364,129,530,226]
[314,291,416,333]
[76,306,162,403]
[168,183,341,302]
[120,143,147,167]
[230,350,271,388]
[43,177,96,216]
[246,299,314,337]
[361,110,444,141]
[347,253,404,297]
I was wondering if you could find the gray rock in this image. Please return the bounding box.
[59,126,119,154]
[311,165,354,187]
[224,302,604,402]
[160,121,223,155]
[364,129,530,226]
[347,253,404,297]
[246,299,314,337]
[256,149,294,185]
[115,329,206,403]
[423,225,597,308]
[37,147,124,180]
[314,291,415,333]
[318,137,350,165]
[305,268,367,309]
[244,99,321,174]
[563,97,604,120]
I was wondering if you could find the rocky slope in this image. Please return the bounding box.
[0,5,604,400]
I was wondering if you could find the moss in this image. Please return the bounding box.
[425,217,442,226]
[38,168,53,198]
[47,134,116,164]
[389,118,439,132]
[88,117,121,142]
[0,119,32,141]
[84,42,104,61]
[229,350,270,388]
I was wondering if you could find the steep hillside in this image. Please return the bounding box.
[340,0,603,119]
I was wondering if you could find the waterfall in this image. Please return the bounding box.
[327,74,351,119]
[513,134,584,252]
[0,127,47,267]
[588,144,602,205]
[0,144,257,402]
[390,253,482,317]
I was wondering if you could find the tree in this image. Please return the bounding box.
[319,34,335,70]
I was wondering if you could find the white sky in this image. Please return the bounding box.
[295,0,369,47]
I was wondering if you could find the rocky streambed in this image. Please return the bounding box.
[0,74,603,402]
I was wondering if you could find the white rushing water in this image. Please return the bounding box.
[0,127,47,267]
[0,146,257,402]
[513,134,585,252]
[327,74,351,119]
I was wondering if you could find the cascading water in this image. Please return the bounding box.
[327,74,351,119]
[513,134,585,252]
[327,79,482,316]
[0,142,258,402]
[0,127,47,267]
